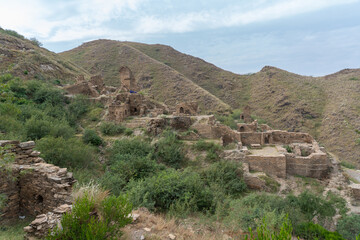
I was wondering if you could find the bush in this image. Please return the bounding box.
[152,131,185,169]
[224,193,287,231]
[24,117,51,140]
[193,140,222,162]
[124,128,133,136]
[295,222,345,240]
[127,169,214,212]
[36,136,96,169]
[100,122,125,136]
[245,216,293,240]
[110,138,153,161]
[202,161,247,196]
[47,184,132,239]
[101,155,165,196]
[82,129,103,146]
[87,107,102,121]
[29,37,42,47]
[337,214,360,240]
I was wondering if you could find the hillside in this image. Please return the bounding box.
[61,40,360,165]
[0,30,89,83]
[60,40,230,113]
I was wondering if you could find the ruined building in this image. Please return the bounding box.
[63,66,168,123]
[0,140,75,238]
[175,101,198,115]
[240,105,252,123]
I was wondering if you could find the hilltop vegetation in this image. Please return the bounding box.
[0,29,88,84]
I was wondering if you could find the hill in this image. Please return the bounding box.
[60,40,230,113]
[0,30,88,83]
[61,40,360,165]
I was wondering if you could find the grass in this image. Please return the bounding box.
[340,161,357,170]
[0,219,33,240]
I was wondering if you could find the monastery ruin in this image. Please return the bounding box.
[63,66,331,180]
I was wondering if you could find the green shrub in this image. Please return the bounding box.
[124,128,133,136]
[224,193,287,231]
[340,161,356,169]
[193,140,222,162]
[100,122,126,136]
[101,155,165,196]
[245,216,293,240]
[127,169,214,212]
[202,161,247,196]
[66,95,91,125]
[284,145,292,153]
[152,131,185,169]
[0,28,25,39]
[87,107,102,121]
[24,117,51,140]
[47,188,132,239]
[82,129,103,146]
[295,222,345,240]
[29,37,42,47]
[337,214,360,240]
[36,136,96,169]
[110,138,153,161]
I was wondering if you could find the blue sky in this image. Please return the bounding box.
[0,0,359,76]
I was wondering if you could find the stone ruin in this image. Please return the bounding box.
[174,101,198,115]
[0,140,75,239]
[239,105,252,123]
[63,66,168,123]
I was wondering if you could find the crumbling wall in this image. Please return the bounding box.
[286,152,330,179]
[245,155,287,178]
[240,132,263,145]
[0,140,75,224]
[240,105,252,123]
[175,101,198,115]
[271,130,313,144]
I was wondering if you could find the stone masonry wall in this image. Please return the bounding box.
[245,155,287,178]
[286,152,330,179]
[0,140,75,223]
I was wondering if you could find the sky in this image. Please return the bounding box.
[0,0,360,76]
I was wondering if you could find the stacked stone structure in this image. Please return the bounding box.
[0,140,75,227]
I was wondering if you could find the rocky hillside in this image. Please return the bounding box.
[0,31,88,83]
[60,40,360,166]
[60,40,230,113]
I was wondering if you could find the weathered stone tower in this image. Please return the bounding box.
[119,66,138,91]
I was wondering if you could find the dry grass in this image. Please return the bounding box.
[120,209,229,240]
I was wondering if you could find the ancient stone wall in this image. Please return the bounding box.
[270,130,313,144]
[0,140,75,223]
[240,132,263,145]
[175,102,198,115]
[286,152,330,179]
[245,155,287,178]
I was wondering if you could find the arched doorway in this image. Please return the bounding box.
[179,107,184,113]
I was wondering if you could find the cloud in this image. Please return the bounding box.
[0,0,358,43]
[135,0,359,34]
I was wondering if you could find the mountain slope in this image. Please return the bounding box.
[60,40,360,166]
[60,40,230,112]
[0,31,89,83]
